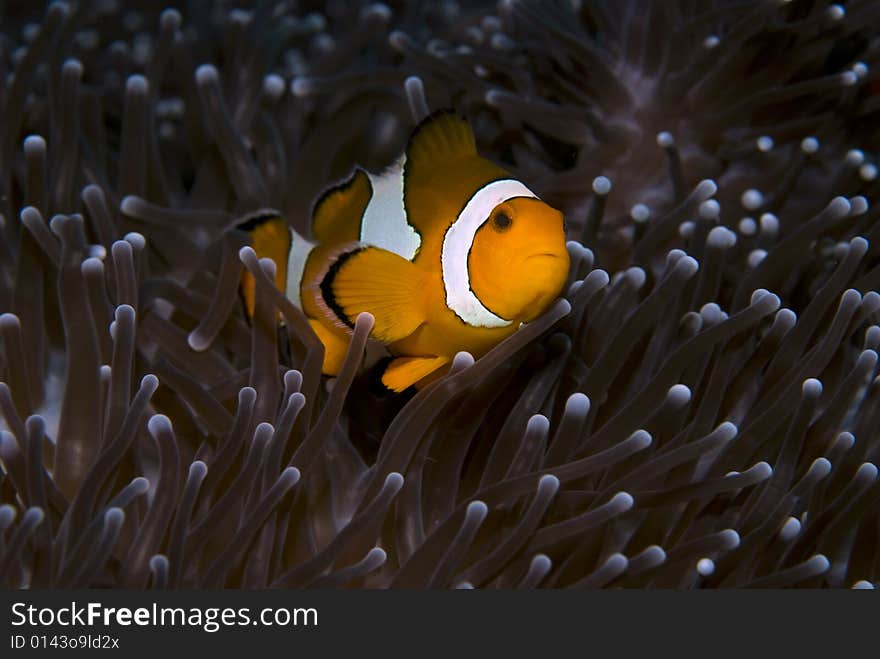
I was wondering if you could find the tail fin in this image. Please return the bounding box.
[236,209,292,318]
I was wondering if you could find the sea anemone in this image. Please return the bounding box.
[0,0,878,589]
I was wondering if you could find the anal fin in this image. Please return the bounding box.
[308,318,351,376]
[381,355,449,393]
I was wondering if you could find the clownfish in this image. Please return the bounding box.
[239,110,570,392]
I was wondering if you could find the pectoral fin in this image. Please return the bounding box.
[381,355,450,393]
[313,246,427,343]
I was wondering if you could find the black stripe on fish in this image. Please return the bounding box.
[318,246,366,330]
[236,208,283,232]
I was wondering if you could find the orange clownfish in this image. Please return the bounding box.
[240,110,570,392]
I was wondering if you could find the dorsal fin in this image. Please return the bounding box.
[405,110,477,176]
[311,168,372,243]
[402,110,484,238]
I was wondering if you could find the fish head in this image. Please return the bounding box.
[468,196,570,322]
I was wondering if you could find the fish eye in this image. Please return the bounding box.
[492,211,512,232]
